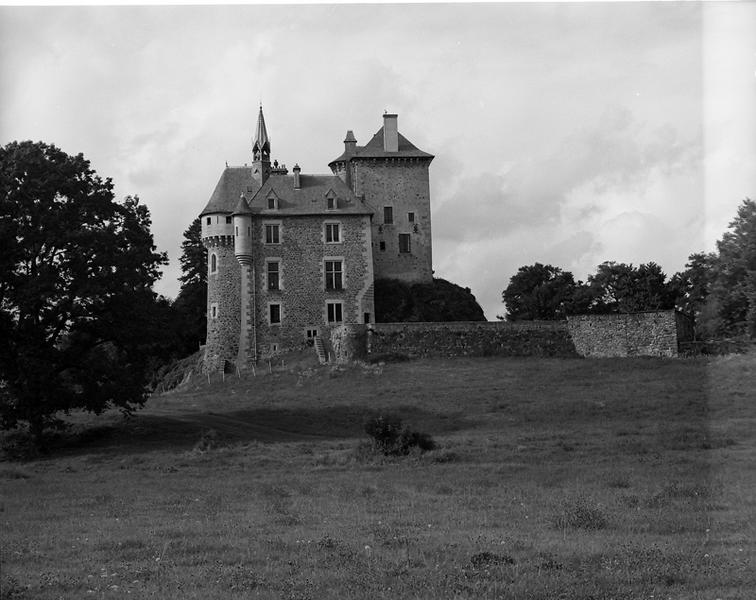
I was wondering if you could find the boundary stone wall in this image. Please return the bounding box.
[365,321,580,359]
[329,310,693,362]
[566,311,693,358]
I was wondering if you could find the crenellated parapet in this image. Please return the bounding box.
[202,234,234,249]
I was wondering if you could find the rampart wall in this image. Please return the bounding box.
[330,310,693,362]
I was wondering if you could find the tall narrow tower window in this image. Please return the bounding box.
[383,206,394,224]
[210,253,217,273]
[399,234,411,254]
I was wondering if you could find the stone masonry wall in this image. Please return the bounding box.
[352,159,433,283]
[566,311,682,358]
[203,240,241,371]
[251,214,374,360]
[367,321,580,359]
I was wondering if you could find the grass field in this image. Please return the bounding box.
[1,354,755,599]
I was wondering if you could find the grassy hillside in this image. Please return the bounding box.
[1,355,754,599]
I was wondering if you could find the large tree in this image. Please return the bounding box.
[501,263,577,320]
[0,141,167,444]
[172,217,207,355]
[710,198,756,337]
[585,261,675,314]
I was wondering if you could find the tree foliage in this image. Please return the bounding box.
[0,141,168,444]
[585,261,675,314]
[375,278,486,322]
[172,217,207,355]
[501,263,576,321]
[678,198,756,338]
[501,261,675,321]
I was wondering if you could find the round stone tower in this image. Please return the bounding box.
[201,211,241,371]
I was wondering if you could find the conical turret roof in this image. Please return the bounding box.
[253,105,270,153]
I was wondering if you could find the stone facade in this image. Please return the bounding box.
[199,108,432,369]
[352,159,433,282]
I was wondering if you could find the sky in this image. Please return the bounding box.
[1,2,754,320]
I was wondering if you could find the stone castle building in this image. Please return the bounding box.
[200,107,434,369]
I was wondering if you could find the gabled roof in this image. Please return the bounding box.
[328,126,434,165]
[201,168,371,217]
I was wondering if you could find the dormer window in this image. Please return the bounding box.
[327,197,337,210]
[267,196,278,210]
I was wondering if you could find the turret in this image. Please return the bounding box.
[233,194,254,266]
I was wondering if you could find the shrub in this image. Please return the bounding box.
[363,414,436,456]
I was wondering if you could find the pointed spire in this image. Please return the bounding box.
[252,105,270,161]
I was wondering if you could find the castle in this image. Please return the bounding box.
[200,108,435,369]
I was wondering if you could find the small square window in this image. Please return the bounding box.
[383,206,393,224]
[269,304,281,325]
[325,223,340,243]
[327,302,343,324]
[265,224,280,244]
[226,216,232,224]
[399,233,411,254]
[379,241,386,251]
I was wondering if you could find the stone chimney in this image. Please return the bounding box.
[344,130,357,155]
[383,113,398,152]
[293,164,301,189]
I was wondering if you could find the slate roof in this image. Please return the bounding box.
[328,126,434,166]
[200,167,260,216]
[251,174,370,215]
[201,168,370,216]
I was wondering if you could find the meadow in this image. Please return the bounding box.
[1,353,754,599]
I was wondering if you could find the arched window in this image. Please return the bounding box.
[210,253,217,273]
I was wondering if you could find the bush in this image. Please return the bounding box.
[363,414,436,456]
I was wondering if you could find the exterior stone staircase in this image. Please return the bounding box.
[313,337,328,364]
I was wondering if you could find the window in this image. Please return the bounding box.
[210,303,218,319]
[364,312,371,324]
[379,241,386,252]
[327,302,343,324]
[226,216,232,224]
[267,197,276,210]
[325,223,340,243]
[399,234,411,254]
[327,197,337,210]
[408,212,415,223]
[206,217,211,225]
[267,261,280,290]
[235,227,238,236]
[269,303,281,325]
[325,260,343,290]
[265,224,280,244]
[210,253,217,273]
[383,206,393,224]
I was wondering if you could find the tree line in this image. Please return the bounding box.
[500,198,756,340]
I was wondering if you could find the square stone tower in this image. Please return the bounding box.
[329,113,434,283]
